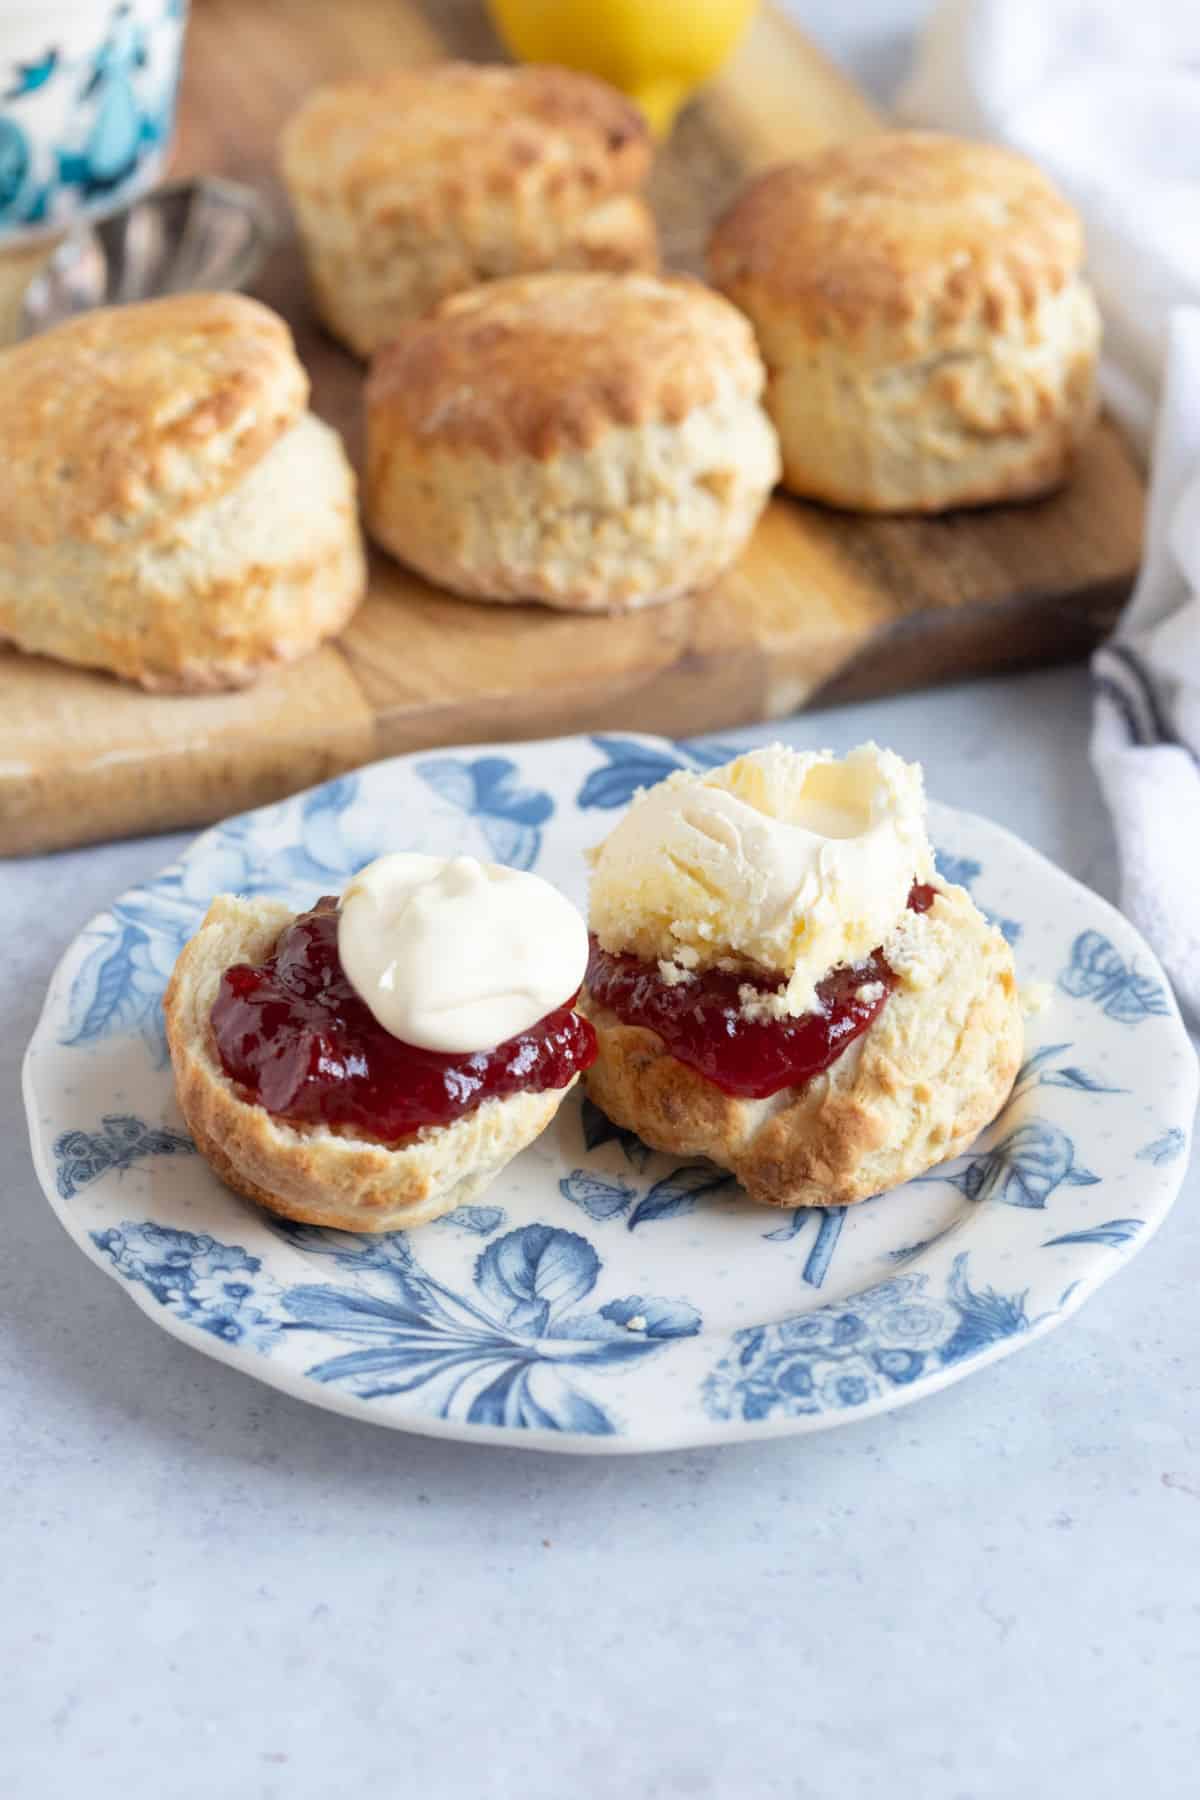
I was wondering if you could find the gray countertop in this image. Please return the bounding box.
[4,7,1197,1798]
[6,666,1198,1800]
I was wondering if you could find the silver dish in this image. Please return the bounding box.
[18,177,275,337]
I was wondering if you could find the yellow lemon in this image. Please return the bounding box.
[487,0,757,137]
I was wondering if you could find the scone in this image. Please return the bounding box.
[165,855,596,1233]
[579,743,1022,1209]
[708,132,1101,513]
[0,293,366,691]
[279,62,658,358]
[365,271,781,611]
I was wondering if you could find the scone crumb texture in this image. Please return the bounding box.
[588,742,936,1014]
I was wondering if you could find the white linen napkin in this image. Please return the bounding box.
[898,0,1200,1018]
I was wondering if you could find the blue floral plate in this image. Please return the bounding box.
[23,734,1198,1453]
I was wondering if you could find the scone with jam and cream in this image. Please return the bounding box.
[165,854,596,1232]
[580,744,1022,1209]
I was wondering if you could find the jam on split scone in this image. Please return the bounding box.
[579,744,1022,1210]
[165,854,596,1233]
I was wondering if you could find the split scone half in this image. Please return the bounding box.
[166,856,596,1233]
[579,745,1022,1210]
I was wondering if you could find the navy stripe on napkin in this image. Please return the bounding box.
[1094,643,1199,764]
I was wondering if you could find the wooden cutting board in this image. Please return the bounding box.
[0,0,1143,856]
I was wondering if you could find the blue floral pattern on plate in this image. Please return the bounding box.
[415,755,553,871]
[1137,1128,1186,1166]
[91,1218,700,1436]
[912,1119,1099,1209]
[54,1112,194,1198]
[1011,1042,1126,1097]
[934,849,1022,946]
[559,1162,736,1232]
[762,1209,848,1288]
[1042,1219,1144,1250]
[61,776,372,1064]
[91,1221,283,1354]
[703,1257,1072,1423]
[432,1205,508,1238]
[22,732,1198,1452]
[576,735,746,812]
[1058,929,1170,1023]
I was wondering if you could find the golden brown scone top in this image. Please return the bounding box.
[367,271,766,461]
[280,62,651,218]
[709,131,1085,341]
[0,292,308,547]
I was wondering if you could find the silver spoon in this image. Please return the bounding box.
[18,177,275,338]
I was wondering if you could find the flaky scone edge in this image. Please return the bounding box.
[164,894,573,1233]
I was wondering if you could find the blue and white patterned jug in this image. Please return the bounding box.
[0,1,188,244]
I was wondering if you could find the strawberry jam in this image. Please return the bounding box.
[585,882,937,1101]
[212,898,597,1142]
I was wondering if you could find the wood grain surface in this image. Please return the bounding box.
[0,0,1144,855]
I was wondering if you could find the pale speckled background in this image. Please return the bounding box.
[4,6,1199,1798]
